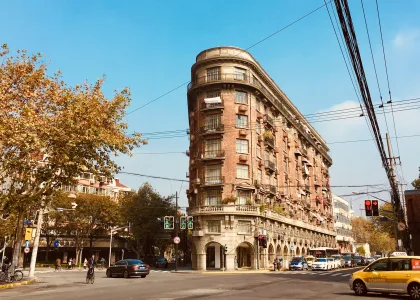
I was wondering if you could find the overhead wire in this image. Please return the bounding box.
[125,1,333,115]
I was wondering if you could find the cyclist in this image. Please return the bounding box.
[87,255,96,279]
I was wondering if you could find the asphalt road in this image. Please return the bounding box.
[0,268,411,300]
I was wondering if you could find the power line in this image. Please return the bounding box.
[125,1,332,115]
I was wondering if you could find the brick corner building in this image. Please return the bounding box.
[186,46,335,270]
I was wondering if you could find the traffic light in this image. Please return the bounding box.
[261,236,267,248]
[372,200,379,216]
[224,245,228,254]
[180,216,186,230]
[365,200,373,217]
[187,216,193,229]
[164,216,174,230]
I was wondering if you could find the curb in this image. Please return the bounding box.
[170,270,271,275]
[0,279,37,289]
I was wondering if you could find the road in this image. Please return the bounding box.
[0,267,411,299]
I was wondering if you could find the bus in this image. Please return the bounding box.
[308,247,340,258]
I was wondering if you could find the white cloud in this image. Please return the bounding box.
[393,29,420,49]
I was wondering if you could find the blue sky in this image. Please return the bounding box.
[2,0,420,214]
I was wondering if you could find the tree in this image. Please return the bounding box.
[369,231,395,255]
[356,246,366,255]
[0,44,145,266]
[412,178,420,189]
[371,203,396,238]
[120,183,176,259]
[351,217,373,244]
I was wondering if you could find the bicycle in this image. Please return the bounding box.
[54,265,62,272]
[86,268,94,284]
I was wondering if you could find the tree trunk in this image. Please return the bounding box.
[12,211,23,269]
[45,234,50,262]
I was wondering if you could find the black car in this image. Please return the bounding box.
[155,257,168,268]
[106,259,150,278]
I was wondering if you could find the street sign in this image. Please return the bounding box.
[24,247,30,254]
[54,240,60,247]
[397,222,406,231]
[25,228,33,240]
[25,240,30,248]
[173,236,180,244]
[290,245,295,251]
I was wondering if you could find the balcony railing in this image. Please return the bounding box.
[264,184,277,194]
[265,160,276,172]
[264,136,275,149]
[200,123,224,134]
[187,72,332,164]
[202,150,225,159]
[200,101,224,110]
[264,115,275,127]
[203,176,224,185]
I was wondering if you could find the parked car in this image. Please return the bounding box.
[305,255,315,269]
[365,257,375,265]
[289,256,309,271]
[373,255,382,260]
[349,255,420,298]
[106,259,150,278]
[332,255,344,268]
[344,255,355,267]
[328,257,337,269]
[354,256,363,266]
[312,258,330,271]
[155,257,168,268]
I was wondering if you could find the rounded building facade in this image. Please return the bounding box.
[186,47,336,270]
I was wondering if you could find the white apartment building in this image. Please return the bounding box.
[332,194,354,253]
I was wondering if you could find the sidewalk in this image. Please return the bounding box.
[171,268,273,274]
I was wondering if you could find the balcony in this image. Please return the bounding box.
[202,176,224,186]
[264,184,277,194]
[200,100,224,111]
[265,160,276,173]
[202,150,225,160]
[264,136,275,149]
[200,123,224,135]
[264,115,275,128]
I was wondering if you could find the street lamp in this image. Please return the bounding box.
[28,193,77,278]
[108,225,130,268]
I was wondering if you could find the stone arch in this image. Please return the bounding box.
[302,247,306,257]
[296,247,301,256]
[283,245,288,260]
[204,241,224,270]
[276,244,282,258]
[268,243,275,263]
[236,241,255,269]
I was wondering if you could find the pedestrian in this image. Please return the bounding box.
[55,258,61,271]
[279,258,283,270]
[273,258,278,271]
[83,258,88,270]
[68,258,72,269]
[100,257,105,270]
[234,256,238,270]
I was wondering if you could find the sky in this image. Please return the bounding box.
[2,0,420,215]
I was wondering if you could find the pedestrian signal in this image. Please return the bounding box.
[365,200,373,217]
[164,216,174,230]
[187,216,193,229]
[180,216,187,230]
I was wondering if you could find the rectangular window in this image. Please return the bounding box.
[236,114,248,128]
[205,139,221,158]
[206,90,220,98]
[207,67,220,82]
[264,150,269,162]
[234,67,246,80]
[235,90,248,104]
[236,164,249,179]
[237,220,252,234]
[237,190,251,205]
[285,181,289,195]
[283,139,287,151]
[205,114,221,130]
[265,174,270,185]
[256,100,261,112]
[256,123,261,135]
[283,159,288,172]
[207,220,221,233]
[236,139,248,154]
[205,165,222,184]
[256,146,261,158]
[257,169,262,183]
[204,189,222,206]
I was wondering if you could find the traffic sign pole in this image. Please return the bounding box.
[175,192,178,272]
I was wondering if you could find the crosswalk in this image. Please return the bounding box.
[278,270,352,277]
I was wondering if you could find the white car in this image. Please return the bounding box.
[312,258,331,271]
[328,257,337,269]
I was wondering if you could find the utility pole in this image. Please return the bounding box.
[386,133,400,250]
[29,201,44,278]
[175,191,178,272]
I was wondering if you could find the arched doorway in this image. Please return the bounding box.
[205,242,223,270]
[268,244,275,263]
[296,247,301,256]
[276,244,282,258]
[283,245,288,261]
[236,242,254,269]
[302,247,306,257]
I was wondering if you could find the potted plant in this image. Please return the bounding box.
[245,198,252,206]
[222,195,237,205]
[273,205,283,214]
[263,131,273,140]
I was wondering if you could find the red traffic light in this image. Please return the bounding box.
[372,200,378,206]
[365,200,371,206]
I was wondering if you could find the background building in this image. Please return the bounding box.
[186,46,336,271]
[405,189,420,255]
[332,194,354,253]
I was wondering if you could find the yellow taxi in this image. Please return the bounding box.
[349,255,420,299]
